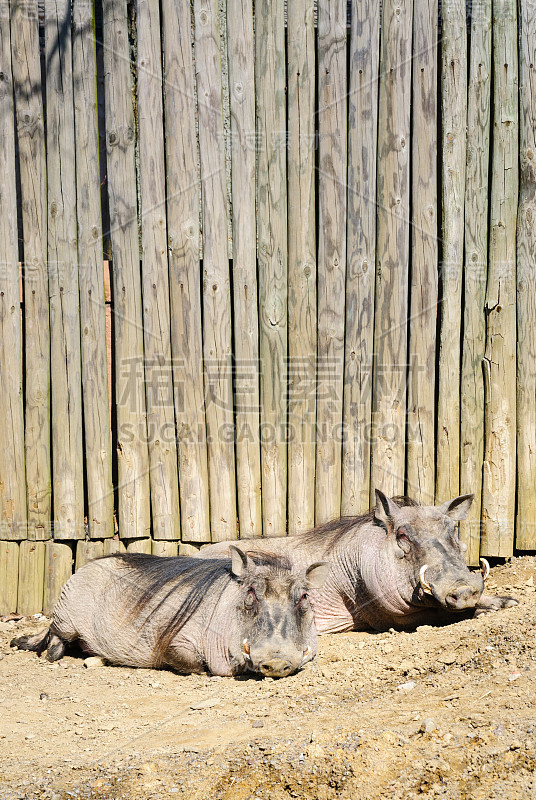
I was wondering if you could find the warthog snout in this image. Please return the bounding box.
[258,656,294,678]
[445,584,481,610]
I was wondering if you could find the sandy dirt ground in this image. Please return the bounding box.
[1,556,536,800]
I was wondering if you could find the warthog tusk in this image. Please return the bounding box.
[480,558,490,581]
[303,646,311,659]
[419,565,433,595]
[242,638,250,657]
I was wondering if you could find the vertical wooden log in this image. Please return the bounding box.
[0,541,19,615]
[136,0,180,541]
[227,0,262,537]
[194,0,237,541]
[17,541,45,615]
[406,0,438,505]
[162,0,210,542]
[72,0,114,539]
[45,0,84,540]
[103,537,126,556]
[43,542,73,615]
[152,540,178,557]
[371,0,413,498]
[103,0,150,539]
[0,10,26,541]
[256,0,287,537]
[460,4,492,563]
[342,0,380,516]
[315,0,347,524]
[75,540,104,571]
[481,0,518,557]
[516,0,536,550]
[287,0,316,534]
[11,0,51,540]
[436,0,467,503]
[126,538,152,554]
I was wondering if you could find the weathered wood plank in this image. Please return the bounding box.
[43,542,73,615]
[126,538,152,555]
[72,0,114,539]
[481,0,518,557]
[256,0,287,537]
[227,0,262,537]
[460,4,492,563]
[75,540,104,571]
[371,0,413,498]
[17,541,45,615]
[0,10,26,541]
[342,0,380,515]
[315,0,347,524]
[103,537,126,556]
[516,0,536,551]
[406,0,438,505]
[436,0,467,503]
[103,0,150,540]
[136,0,180,541]
[194,0,237,541]
[152,540,178,557]
[0,541,19,615]
[179,542,203,557]
[162,0,210,542]
[11,0,51,540]
[45,0,84,540]
[287,0,316,533]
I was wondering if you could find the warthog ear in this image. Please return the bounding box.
[440,494,474,520]
[305,562,331,589]
[229,546,254,579]
[374,489,400,531]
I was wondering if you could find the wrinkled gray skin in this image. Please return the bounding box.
[199,491,518,634]
[11,548,330,678]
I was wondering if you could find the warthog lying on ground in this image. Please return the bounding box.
[199,492,518,633]
[11,548,330,678]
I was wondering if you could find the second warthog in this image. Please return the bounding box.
[11,548,330,678]
[199,492,517,633]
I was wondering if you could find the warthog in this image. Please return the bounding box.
[11,548,330,678]
[199,492,518,633]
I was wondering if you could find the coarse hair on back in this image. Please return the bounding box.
[295,496,418,552]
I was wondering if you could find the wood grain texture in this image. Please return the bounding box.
[45,0,84,540]
[287,0,316,534]
[103,0,150,540]
[516,0,536,550]
[227,0,262,537]
[11,0,51,540]
[136,0,180,541]
[195,0,237,542]
[315,0,347,524]
[371,0,412,499]
[342,0,380,515]
[152,540,179,557]
[0,541,19,615]
[460,4,492,563]
[436,0,467,503]
[43,541,73,614]
[17,540,45,614]
[75,539,104,571]
[126,538,152,554]
[162,0,210,542]
[256,0,287,537]
[406,0,438,506]
[103,537,126,556]
[72,0,114,539]
[481,0,518,557]
[0,10,26,541]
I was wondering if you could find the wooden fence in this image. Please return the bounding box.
[0,0,535,615]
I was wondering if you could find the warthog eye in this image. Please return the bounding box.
[296,592,309,612]
[396,528,412,552]
[244,587,258,609]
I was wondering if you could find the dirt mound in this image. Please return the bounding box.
[1,556,535,799]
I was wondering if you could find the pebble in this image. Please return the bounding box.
[508,672,521,681]
[510,740,522,751]
[397,681,416,692]
[438,652,457,665]
[399,659,414,673]
[251,720,264,728]
[190,698,220,710]
[83,657,106,669]
[419,718,436,734]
